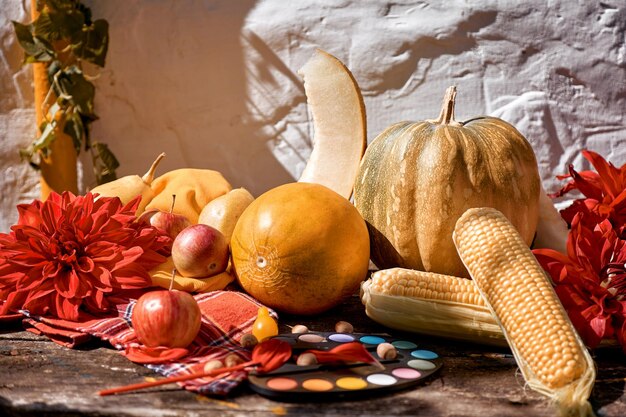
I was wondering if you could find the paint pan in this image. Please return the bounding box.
[248,332,442,401]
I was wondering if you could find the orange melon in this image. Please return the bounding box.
[231,182,370,315]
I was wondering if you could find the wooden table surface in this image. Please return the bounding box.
[1,293,624,417]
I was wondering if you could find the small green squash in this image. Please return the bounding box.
[354,86,540,278]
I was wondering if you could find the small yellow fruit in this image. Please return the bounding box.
[198,188,255,243]
[231,182,370,315]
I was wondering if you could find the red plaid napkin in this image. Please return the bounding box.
[2,290,273,396]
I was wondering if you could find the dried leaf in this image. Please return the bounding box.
[72,19,108,67]
[12,21,54,63]
[92,141,119,185]
[63,112,84,153]
[55,66,96,117]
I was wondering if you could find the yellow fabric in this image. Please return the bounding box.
[149,257,235,293]
[145,168,232,223]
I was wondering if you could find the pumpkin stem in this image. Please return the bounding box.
[432,86,459,126]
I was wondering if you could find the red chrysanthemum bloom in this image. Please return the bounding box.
[533,213,626,351]
[0,192,172,321]
[551,149,626,235]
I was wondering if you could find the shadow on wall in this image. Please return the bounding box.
[88,0,293,197]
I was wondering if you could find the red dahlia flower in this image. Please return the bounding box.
[533,213,626,350]
[551,150,626,234]
[0,192,172,321]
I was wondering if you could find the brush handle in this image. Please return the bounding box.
[98,360,256,396]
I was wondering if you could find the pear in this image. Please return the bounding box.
[198,187,255,243]
[91,153,165,215]
[297,49,367,200]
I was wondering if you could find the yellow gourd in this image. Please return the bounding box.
[91,153,165,215]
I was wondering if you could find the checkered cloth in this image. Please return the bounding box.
[1,290,271,396]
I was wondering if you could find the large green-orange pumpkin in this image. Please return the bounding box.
[353,86,540,278]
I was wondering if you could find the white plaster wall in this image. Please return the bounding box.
[0,0,40,232]
[1,0,625,231]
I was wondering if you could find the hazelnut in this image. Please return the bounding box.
[291,324,309,334]
[334,321,354,333]
[376,343,397,360]
[240,333,258,349]
[296,352,318,366]
[203,359,224,373]
[225,354,245,368]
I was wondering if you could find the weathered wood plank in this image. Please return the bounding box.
[0,294,624,416]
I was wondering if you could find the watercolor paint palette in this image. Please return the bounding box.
[248,332,442,401]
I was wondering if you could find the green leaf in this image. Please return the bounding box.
[35,0,49,12]
[19,146,41,170]
[44,0,78,12]
[34,8,84,43]
[55,66,95,116]
[33,11,61,42]
[72,19,108,67]
[92,141,119,185]
[63,112,84,153]
[60,10,87,43]
[19,147,36,166]
[80,113,92,150]
[12,21,54,62]
[47,60,63,81]
[32,121,57,155]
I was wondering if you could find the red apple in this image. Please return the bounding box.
[172,224,229,278]
[137,194,191,238]
[132,286,201,348]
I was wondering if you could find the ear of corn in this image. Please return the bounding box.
[360,268,507,346]
[453,207,595,417]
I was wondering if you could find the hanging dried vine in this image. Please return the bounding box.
[13,0,118,186]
